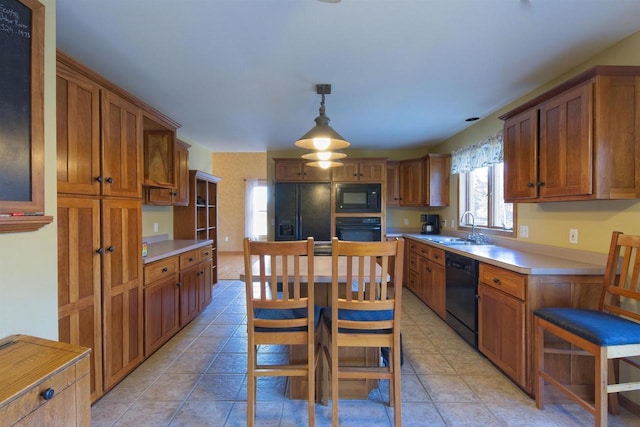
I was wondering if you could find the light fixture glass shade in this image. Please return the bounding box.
[306,160,344,169]
[294,103,350,151]
[301,151,347,161]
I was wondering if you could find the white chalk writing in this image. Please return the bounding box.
[0,1,30,39]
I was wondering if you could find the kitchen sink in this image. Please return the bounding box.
[422,236,493,246]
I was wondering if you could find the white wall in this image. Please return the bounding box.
[0,0,57,340]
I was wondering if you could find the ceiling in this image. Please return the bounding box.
[56,0,640,153]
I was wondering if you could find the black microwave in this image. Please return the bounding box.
[335,183,382,213]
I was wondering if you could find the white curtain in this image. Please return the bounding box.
[245,179,263,240]
[451,132,503,174]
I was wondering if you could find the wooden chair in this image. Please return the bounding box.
[243,237,319,427]
[534,231,640,427]
[321,237,404,426]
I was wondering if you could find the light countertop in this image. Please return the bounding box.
[402,233,606,276]
[143,239,213,264]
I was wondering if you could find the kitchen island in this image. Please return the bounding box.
[402,233,606,397]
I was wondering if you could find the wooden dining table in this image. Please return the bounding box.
[240,254,384,400]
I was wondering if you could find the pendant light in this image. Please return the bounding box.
[295,84,349,168]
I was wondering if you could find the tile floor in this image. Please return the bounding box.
[92,280,639,426]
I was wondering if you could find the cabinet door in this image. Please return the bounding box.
[331,161,359,181]
[144,273,180,356]
[478,283,526,388]
[101,90,143,198]
[102,199,143,390]
[386,161,400,207]
[275,161,304,181]
[429,261,446,318]
[424,155,450,207]
[57,196,103,403]
[503,108,538,201]
[56,65,101,196]
[302,164,331,181]
[539,82,593,199]
[198,259,213,311]
[146,139,189,206]
[144,130,175,188]
[399,159,423,206]
[358,161,386,182]
[180,266,200,327]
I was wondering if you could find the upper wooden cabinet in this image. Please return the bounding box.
[144,130,175,188]
[386,161,400,207]
[146,140,190,206]
[274,158,331,181]
[500,66,640,202]
[331,159,386,182]
[398,154,450,207]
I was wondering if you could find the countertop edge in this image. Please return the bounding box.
[143,239,214,264]
[402,234,606,276]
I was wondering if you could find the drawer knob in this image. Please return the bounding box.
[41,388,55,400]
[189,257,194,262]
[107,246,115,253]
[493,277,501,284]
[162,267,169,273]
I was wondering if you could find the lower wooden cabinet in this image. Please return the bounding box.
[143,257,180,357]
[405,239,446,318]
[0,335,91,427]
[478,282,526,387]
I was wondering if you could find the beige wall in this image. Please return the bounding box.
[212,153,267,252]
[0,0,57,340]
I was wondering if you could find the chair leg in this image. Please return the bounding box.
[607,359,619,415]
[595,347,608,427]
[392,343,402,426]
[247,345,256,427]
[535,318,545,410]
[308,340,315,427]
[331,339,339,427]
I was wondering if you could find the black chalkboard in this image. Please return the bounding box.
[0,0,32,202]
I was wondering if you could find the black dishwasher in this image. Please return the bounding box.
[445,252,479,347]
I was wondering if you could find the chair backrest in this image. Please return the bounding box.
[243,237,315,333]
[330,237,404,332]
[601,231,640,323]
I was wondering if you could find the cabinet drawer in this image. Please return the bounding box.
[198,246,213,261]
[412,242,429,258]
[408,253,419,273]
[479,263,526,300]
[179,250,200,269]
[428,247,445,265]
[0,363,76,426]
[144,256,179,285]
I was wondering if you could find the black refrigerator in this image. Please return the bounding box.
[274,182,331,241]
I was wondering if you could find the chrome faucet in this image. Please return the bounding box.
[460,211,477,241]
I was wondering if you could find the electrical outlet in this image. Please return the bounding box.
[224,236,229,242]
[451,219,456,229]
[519,225,529,238]
[442,219,447,228]
[569,228,578,244]
[403,218,409,226]
[153,222,159,233]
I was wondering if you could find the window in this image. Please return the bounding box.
[245,179,267,241]
[458,162,514,236]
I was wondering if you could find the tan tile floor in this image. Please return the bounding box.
[91,280,639,426]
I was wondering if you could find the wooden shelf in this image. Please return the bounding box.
[0,216,53,233]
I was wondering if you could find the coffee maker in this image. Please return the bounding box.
[420,214,440,235]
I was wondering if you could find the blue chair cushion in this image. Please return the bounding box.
[534,307,640,346]
[321,307,394,334]
[254,305,322,332]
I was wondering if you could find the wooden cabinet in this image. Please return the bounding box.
[143,257,180,357]
[331,159,386,182]
[143,130,175,188]
[386,161,400,207]
[501,66,640,202]
[101,198,144,391]
[57,196,102,403]
[274,158,331,181]
[177,247,213,326]
[174,170,221,285]
[57,71,143,199]
[0,335,91,427]
[398,155,450,207]
[145,139,190,206]
[405,239,446,318]
[478,264,526,388]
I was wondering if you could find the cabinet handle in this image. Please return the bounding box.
[433,255,439,260]
[493,277,501,284]
[426,267,432,273]
[96,248,104,255]
[526,182,534,188]
[107,246,115,253]
[177,282,181,288]
[189,257,194,262]
[105,177,114,184]
[41,388,55,401]
[537,181,545,187]
[162,267,169,273]
[95,176,103,183]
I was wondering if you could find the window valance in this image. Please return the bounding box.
[451,132,503,174]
